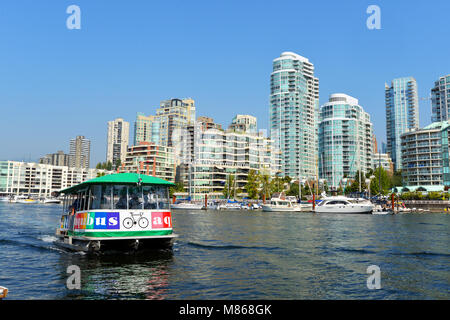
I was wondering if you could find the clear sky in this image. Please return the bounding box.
[0,0,449,166]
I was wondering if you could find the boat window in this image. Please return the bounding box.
[128,186,143,209]
[143,186,158,209]
[100,185,113,209]
[113,185,128,210]
[156,186,170,209]
[90,185,102,209]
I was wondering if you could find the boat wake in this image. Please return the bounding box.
[184,240,281,252]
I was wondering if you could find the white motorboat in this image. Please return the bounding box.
[314,196,373,214]
[12,195,38,204]
[0,196,10,202]
[262,197,311,212]
[217,202,242,210]
[42,198,61,204]
[171,202,204,210]
[372,204,394,215]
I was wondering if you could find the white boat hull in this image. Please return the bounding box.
[171,203,204,210]
[315,205,373,214]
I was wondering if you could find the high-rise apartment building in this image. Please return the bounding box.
[134,113,160,145]
[318,94,373,189]
[69,135,91,169]
[269,52,319,179]
[431,74,450,122]
[157,98,196,147]
[385,77,419,170]
[39,150,72,167]
[106,118,130,165]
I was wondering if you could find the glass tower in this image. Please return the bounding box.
[319,94,373,189]
[269,52,319,179]
[431,74,450,122]
[385,77,419,170]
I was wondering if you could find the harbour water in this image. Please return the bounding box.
[0,203,449,300]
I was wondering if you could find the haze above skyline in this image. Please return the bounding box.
[1,0,449,166]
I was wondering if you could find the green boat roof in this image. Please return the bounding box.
[60,173,175,194]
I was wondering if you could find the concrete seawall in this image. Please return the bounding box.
[401,200,450,212]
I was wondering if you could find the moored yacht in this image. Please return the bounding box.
[262,197,311,212]
[314,196,374,214]
[171,202,203,210]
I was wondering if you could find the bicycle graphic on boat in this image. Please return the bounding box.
[122,212,149,229]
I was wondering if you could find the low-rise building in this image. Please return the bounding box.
[0,160,109,198]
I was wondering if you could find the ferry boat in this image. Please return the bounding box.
[314,196,374,214]
[54,173,178,252]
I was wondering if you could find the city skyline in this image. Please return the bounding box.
[1,1,449,166]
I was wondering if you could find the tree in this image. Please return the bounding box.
[258,173,271,200]
[270,176,284,194]
[392,170,403,187]
[345,170,368,194]
[286,182,299,197]
[223,174,236,199]
[245,170,259,199]
[369,166,391,195]
[169,181,185,198]
[115,158,122,170]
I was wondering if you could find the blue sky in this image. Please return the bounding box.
[0,0,449,166]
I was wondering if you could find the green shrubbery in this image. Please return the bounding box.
[398,191,450,200]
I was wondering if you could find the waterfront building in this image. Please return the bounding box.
[318,94,373,189]
[0,160,109,198]
[385,77,420,170]
[431,74,450,122]
[372,153,394,175]
[156,98,196,147]
[39,150,72,167]
[69,135,91,168]
[269,52,319,180]
[401,121,450,190]
[183,117,281,200]
[106,118,130,166]
[133,113,160,145]
[120,142,175,183]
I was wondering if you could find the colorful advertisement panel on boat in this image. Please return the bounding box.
[73,211,172,231]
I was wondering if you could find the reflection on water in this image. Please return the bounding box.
[60,249,174,300]
[0,203,449,299]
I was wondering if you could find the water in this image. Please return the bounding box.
[0,202,449,299]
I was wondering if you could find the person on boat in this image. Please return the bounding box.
[115,194,128,209]
[129,194,142,209]
[69,198,79,214]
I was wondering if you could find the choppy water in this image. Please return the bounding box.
[0,202,449,299]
